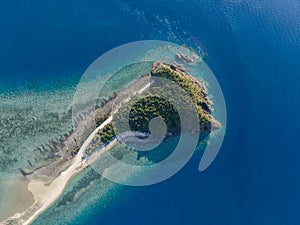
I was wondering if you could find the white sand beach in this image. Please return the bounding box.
[1,115,112,225]
[1,78,152,225]
[24,116,113,225]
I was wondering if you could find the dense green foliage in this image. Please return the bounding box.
[85,121,115,155]
[98,124,115,143]
[113,64,216,135]
[128,96,180,134]
[85,63,218,156]
[152,65,213,132]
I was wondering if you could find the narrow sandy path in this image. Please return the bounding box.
[23,116,112,225]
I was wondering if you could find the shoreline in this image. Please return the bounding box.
[1,61,219,225]
[1,77,152,225]
[25,117,113,225]
[2,116,113,225]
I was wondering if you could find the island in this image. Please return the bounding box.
[2,61,220,225]
[85,61,221,156]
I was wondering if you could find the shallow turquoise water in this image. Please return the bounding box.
[1,0,300,224]
[31,42,226,224]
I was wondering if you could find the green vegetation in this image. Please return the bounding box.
[114,95,181,134]
[85,124,115,155]
[113,62,219,135]
[98,124,115,143]
[85,62,220,156]
[129,96,180,133]
[95,115,109,127]
[151,63,217,132]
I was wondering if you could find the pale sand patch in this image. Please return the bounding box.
[0,116,113,225]
[24,116,113,225]
[0,175,34,221]
[1,80,151,225]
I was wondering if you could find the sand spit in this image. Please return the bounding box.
[1,76,151,225]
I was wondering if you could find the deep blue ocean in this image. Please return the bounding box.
[1,0,300,224]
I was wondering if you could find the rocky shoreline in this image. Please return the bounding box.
[20,60,220,185]
[150,61,221,130]
[2,59,221,225]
